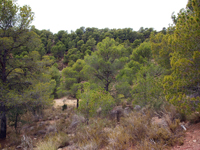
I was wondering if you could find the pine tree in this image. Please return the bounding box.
[163,0,200,113]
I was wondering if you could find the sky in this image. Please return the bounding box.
[17,0,188,34]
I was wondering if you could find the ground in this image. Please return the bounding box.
[1,98,200,150]
[172,122,200,150]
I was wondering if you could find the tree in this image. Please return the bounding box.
[131,42,152,64]
[49,65,60,98]
[84,37,127,92]
[51,41,66,59]
[150,32,172,70]
[63,48,82,66]
[59,59,87,108]
[132,63,165,109]
[163,0,200,113]
[116,60,141,98]
[0,1,54,139]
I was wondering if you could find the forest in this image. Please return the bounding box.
[0,0,200,149]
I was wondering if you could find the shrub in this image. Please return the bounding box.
[74,118,114,149]
[79,83,115,122]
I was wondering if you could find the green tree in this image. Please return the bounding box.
[150,32,172,70]
[163,0,200,113]
[131,41,152,64]
[132,63,165,109]
[49,66,60,98]
[84,37,127,92]
[116,60,141,98]
[0,1,54,139]
[59,59,86,108]
[63,48,81,66]
[51,41,66,59]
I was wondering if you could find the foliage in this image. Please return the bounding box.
[63,48,82,65]
[84,37,127,92]
[162,0,200,113]
[131,41,152,64]
[132,63,166,109]
[150,32,172,69]
[51,41,66,59]
[49,66,61,98]
[58,59,86,98]
[79,83,115,120]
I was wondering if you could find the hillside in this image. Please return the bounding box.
[0,0,200,149]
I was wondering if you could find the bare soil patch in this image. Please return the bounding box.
[54,97,77,108]
[172,122,200,150]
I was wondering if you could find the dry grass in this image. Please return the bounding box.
[3,100,186,150]
[70,109,184,150]
[73,118,114,149]
[35,133,69,150]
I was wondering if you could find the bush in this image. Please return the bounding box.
[74,118,114,149]
[79,83,115,122]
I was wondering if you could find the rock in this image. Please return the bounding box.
[55,116,59,120]
[134,105,141,111]
[48,116,52,120]
[16,145,22,149]
[96,107,102,113]
[151,117,168,128]
[46,124,57,133]
[58,141,70,149]
[22,125,30,130]
[38,121,45,126]
[96,107,102,116]
[30,126,34,131]
[36,130,46,135]
[124,107,132,115]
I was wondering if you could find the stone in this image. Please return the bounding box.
[46,124,57,133]
[124,107,132,115]
[36,130,46,135]
[134,105,141,111]
[38,121,45,126]
[16,145,22,149]
[30,126,34,131]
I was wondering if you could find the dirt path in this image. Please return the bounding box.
[54,97,77,107]
[172,122,200,150]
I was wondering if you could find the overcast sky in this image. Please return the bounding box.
[17,0,188,33]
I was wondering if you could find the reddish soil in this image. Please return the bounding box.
[172,122,200,150]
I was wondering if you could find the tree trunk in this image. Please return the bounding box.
[105,82,109,92]
[0,103,6,139]
[77,99,79,108]
[117,111,120,122]
[15,112,19,133]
